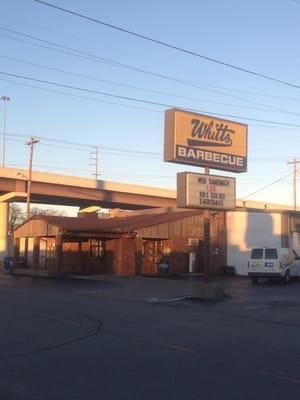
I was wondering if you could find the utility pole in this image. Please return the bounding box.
[1,95,10,167]
[287,159,300,211]
[90,147,99,180]
[26,136,39,219]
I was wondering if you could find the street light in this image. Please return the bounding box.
[1,96,10,168]
[26,136,39,220]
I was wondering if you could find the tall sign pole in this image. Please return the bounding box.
[204,167,210,275]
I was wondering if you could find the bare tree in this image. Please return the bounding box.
[9,203,66,233]
[9,203,25,233]
[29,207,65,217]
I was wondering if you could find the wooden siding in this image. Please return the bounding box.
[170,215,203,237]
[14,220,59,238]
[137,215,204,239]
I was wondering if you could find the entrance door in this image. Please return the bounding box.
[141,240,163,276]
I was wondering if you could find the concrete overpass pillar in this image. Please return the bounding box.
[0,202,9,263]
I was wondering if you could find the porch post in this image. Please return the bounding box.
[13,237,20,268]
[32,237,40,269]
[55,234,63,272]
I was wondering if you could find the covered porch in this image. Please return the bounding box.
[12,215,136,276]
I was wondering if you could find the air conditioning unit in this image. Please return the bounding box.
[188,238,199,247]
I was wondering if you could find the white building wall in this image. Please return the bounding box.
[226,211,282,275]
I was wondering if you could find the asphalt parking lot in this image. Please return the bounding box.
[0,272,300,400]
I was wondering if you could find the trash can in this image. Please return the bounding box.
[4,257,13,270]
[17,257,27,268]
[158,258,169,277]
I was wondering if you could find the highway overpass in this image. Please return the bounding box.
[0,167,177,260]
[1,167,291,262]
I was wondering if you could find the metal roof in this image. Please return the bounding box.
[18,209,203,235]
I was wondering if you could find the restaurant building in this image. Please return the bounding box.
[12,208,226,277]
[12,204,300,277]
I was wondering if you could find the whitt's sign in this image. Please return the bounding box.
[164,109,247,173]
[177,172,236,210]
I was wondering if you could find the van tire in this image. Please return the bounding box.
[251,276,258,284]
[282,270,290,284]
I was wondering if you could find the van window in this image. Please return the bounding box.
[251,249,263,259]
[265,248,278,259]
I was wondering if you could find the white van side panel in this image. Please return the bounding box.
[226,212,282,275]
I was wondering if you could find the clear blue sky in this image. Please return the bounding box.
[1,0,300,206]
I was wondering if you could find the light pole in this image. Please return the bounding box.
[1,96,10,168]
[26,136,39,220]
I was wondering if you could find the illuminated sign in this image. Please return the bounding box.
[164,108,247,172]
[177,172,236,210]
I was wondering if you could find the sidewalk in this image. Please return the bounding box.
[0,266,250,304]
[69,273,245,303]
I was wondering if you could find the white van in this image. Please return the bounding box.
[248,247,300,284]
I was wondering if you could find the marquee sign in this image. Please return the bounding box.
[164,109,248,173]
[177,172,236,210]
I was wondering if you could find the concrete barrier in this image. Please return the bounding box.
[191,281,224,300]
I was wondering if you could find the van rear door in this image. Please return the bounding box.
[248,248,264,271]
[264,248,280,272]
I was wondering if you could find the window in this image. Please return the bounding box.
[251,249,263,259]
[265,248,278,259]
[90,239,106,258]
[46,238,56,261]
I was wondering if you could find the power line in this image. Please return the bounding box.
[6,133,162,158]
[0,76,162,114]
[5,136,300,167]
[3,33,300,103]
[0,27,119,63]
[0,30,292,113]
[34,0,300,90]
[172,81,300,103]
[3,74,300,132]
[2,28,300,115]
[0,57,268,112]
[3,55,299,115]
[8,160,294,183]
[208,86,300,102]
[245,123,300,131]
[8,156,292,181]
[240,171,294,200]
[7,161,173,179]
[2,70,300,128]
[8,162,91,174]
